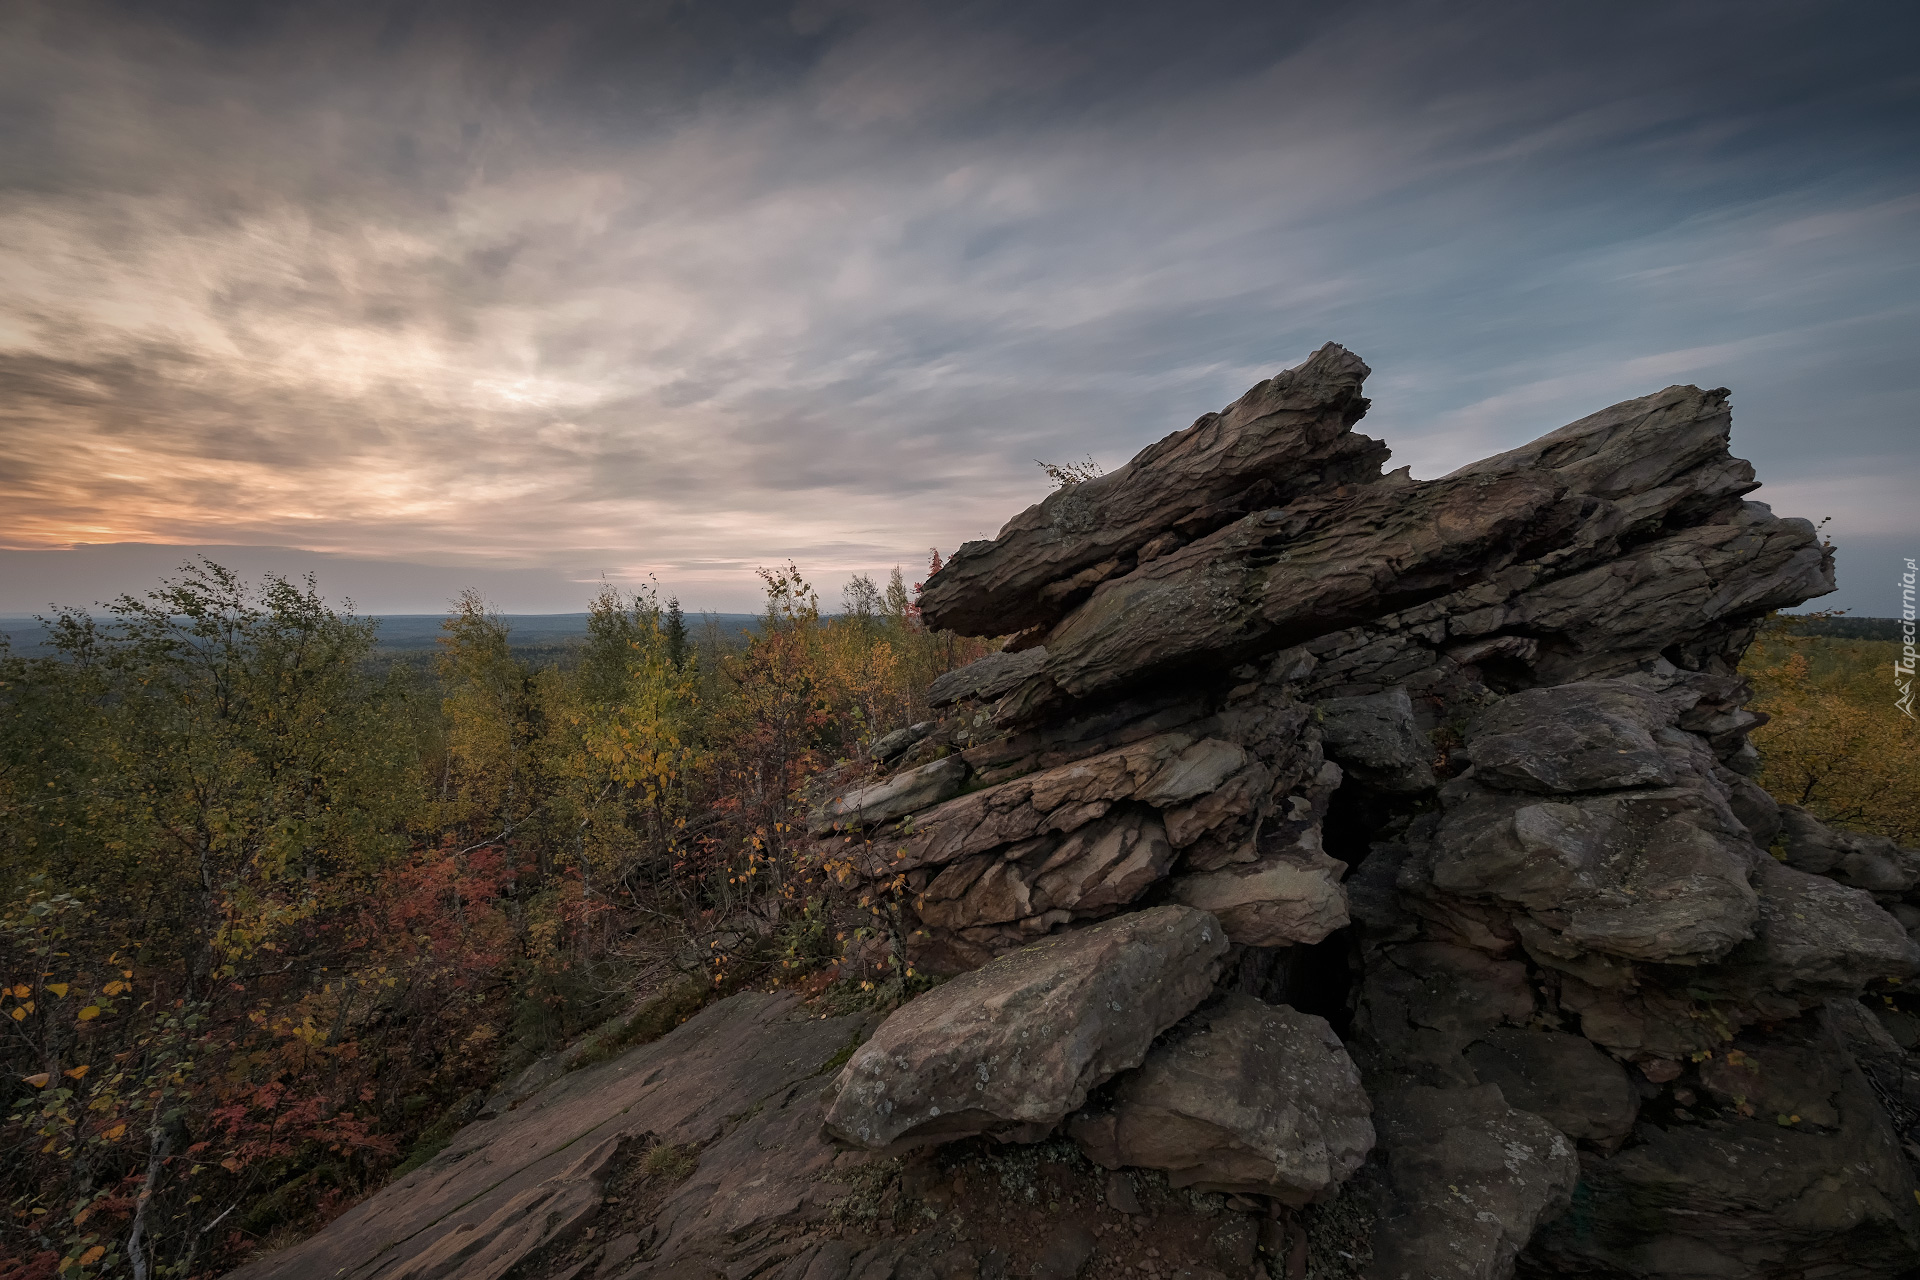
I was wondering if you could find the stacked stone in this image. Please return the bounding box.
[815,343,1920,1275]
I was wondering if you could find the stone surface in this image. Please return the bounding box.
[1369,1084,1579,1280]
[918,343,1383,637]
[1462,1028,1638,1148]
[224,992,865,1280]
[1167,848,1349,947]
[1005,465,1581,718]
[1314,686,1436,793]
[810,754,969,835]
[1068,995,1373,1203]
[824,906,1230,1149]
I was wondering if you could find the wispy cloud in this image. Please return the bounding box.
[0,0,1915,611]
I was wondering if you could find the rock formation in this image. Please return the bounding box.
[228,344,1920,1280]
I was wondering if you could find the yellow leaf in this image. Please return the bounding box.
[8,1007,23,1022]
[103,1122,127,1140]
[22,1072,49,1088]
[64,1064,89,1080]
[77,1006,101,1021]
[9,984,27,998]
[102,981,128,997]
[45,983,68,998]
[79,1245,106,1266]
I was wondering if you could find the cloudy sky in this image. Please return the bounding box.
[1,0,1915,615]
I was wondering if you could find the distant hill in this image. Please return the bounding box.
[1779,615,1905,641]
[0,612,767,657]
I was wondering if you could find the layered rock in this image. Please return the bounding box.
[823,905,1230,1150]
[1067,994,1374,1203]
[918,342,1384,637]
[805,344,1920,1275]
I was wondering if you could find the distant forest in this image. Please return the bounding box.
[0,563,1912,1278]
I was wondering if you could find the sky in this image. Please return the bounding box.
[1,0,1915,616]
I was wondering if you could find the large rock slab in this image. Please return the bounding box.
[1369,1084,1579,1280]
[1446,382,1756,536]
[1430,780,1761,964]
[869,729,1228,874]
[824,905,1230,1150]
[1461,1028,1638,1149]
[808,754,968,835]
[1315,686,1436,793]
[1003,464,1580,716]
[1068,994,1373,1203]
[1498,501,1834,684]
[223,992,865,1280]
[1167,847,1350,947]
[918,342,1383,636]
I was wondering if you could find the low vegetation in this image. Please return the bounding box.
[1743,614,1920,843]
[0,556,985,1278]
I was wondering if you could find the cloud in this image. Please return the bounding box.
[0,0,1915,613]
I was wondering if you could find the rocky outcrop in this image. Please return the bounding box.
[796,345,1920,1277]
[232,345,1920,1279]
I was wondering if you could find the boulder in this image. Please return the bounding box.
[1167,847,1349,947]
[809,754,968,835]
[1068,995,1373,1203]
[1368,1084,1579,1280]
[1315,686,1436,793]
[1464,680,1686,794]
[1429,780,1761,964]
[918,343,1383,637]
[1778,804,1920,894]
[1462,1028,1638,1148]
[824,905,1230,1149]
[869,719,935,763]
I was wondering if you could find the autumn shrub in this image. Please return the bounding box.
[1742,616,1920,843]
[0,552,981,1276]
